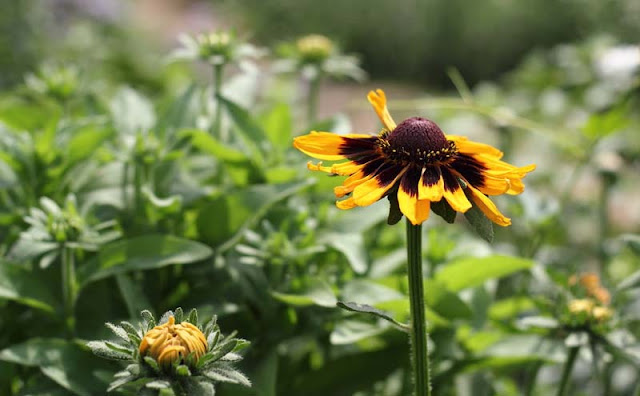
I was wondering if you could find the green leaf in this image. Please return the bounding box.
[262,103,292,149]
[463,203,494,243]
[0,339,113,396]
[424,279,473,320]
[110,87,155,135]
[336,301,409,332]
[252,351,278,396]
[218,94,268,157]
[197,181,314,251]
[77,235,212,287]
[480,335,565,363]
[0,263,57,313]
[182,129,250,163]
[431,199,456,224]
[330,319,388,345]
[66,126,112,166]
[581,104,629,140]
[320,232,368,274]
[488,297,536,321]
[271,279,337,308]
[204,366,251,387]
[434,255,534,291]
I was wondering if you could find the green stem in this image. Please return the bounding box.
[406,220,431,396]
[598,172,614,268]
[213,63,224,141]
[557,346,579,396]
[61,245,76,336]
[307,72,322,125]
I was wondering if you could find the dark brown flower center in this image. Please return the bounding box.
[378,117,457,165]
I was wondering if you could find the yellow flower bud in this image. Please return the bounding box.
[296,34,334,63]
[139,316,208,369]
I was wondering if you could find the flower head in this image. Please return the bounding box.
[139,315,208,370]
[293,89,535,225]
[569,272,611,305]
[296,34,334,64]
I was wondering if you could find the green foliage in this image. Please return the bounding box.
[0,8,639,395]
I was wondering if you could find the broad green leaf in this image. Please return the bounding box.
[320,232,367,274]
[488,297,536,321]
[66,126,112,166]
[0,264,57,313]
[77,235,212,287]
[0,338,113,396]
[272,279,337,308]
[374,298,450,328]
[110,87,155,135]
[435,255,535,291]
[480,334,565,363]
[197,181,314,251]
[581,104,629,140]
[423,279,473,320]
[330,319,388,345]
[218,94,268,155]
[182,128,250,163]
[262,103,292,149]
[251,351,278,396]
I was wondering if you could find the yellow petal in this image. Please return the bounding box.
[353,166,406,206]
[367,89,397,131]
[334,170,373,198]
[418,167,444,201]
[336,196,357,209]
[447,135,503,159]
[477,173,510,195]
[467,185,511,226]
[442,169,472,212]
[398,185,430,225]
[307,160,362,175]
[293,131,375,160]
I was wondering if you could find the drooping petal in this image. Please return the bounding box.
[336,196,357,209]
[397,166,430,224]
[307,160,362,175]
[441,167,472,212]
[367,89,397,131]
[334,169,373,197]
[294,131,378,160]
[418,166,444,201]
[467,185,511,226]
[353,164,406,206]
[447,135,503,159]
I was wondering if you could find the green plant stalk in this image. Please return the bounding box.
[557,346,579,396]
[61,245,76,336]
[598,172,614,268]
[213,63,224,141]
[307,71,322,125]
[406,221,431,396]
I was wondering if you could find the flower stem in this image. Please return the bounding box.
[307,72,322,125]
[212,63,224,141]
[557,346,579,396]
[406,220,431,396]
[171,382,188,396]
[61,244,76,336]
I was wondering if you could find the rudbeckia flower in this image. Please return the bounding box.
[293,89,535,225]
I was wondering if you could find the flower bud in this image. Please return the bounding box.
[296,34,334,64]
[139,316,208,370]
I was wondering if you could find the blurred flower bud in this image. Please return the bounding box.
[296,34,334,64]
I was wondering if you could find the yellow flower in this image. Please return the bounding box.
[296,34,334,63]
[293,89,536,225]
[569,272,611,305]
[139,316,208,369]
[568,299,595,315]
[592,306,613,322]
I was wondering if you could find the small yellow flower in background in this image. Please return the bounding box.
[568,298,596,315]
[569,272,611,305]
[592,306,613,321]
[296,34,334,63]
[294,89,536,225]
[139,315,208,369]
